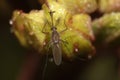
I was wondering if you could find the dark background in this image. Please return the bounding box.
[0,0,119,80]
[0,0,41,80]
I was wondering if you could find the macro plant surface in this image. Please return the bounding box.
[10,0,95,64]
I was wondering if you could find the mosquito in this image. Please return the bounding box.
[42,11,68,66]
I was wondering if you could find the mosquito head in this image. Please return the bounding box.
[51,27,57,31]
[49,11,55,20]
[49,11,55,16]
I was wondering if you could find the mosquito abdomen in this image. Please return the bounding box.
[52,44,62,65]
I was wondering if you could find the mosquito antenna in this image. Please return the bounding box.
[49,11,55,27]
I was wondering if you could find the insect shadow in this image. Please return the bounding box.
[42,11,68,66]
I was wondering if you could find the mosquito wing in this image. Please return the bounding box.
[52,43,62,65]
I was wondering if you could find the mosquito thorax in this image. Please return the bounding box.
[51,27,57,31]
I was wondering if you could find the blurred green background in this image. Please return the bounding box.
[0,0,119,80]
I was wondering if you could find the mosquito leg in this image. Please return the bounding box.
[42,22,49,34]
[60,22,68,33]
[59,13,68,34]
[55,18,60,27]
[60,39,69,50]
[42,20,51,34]
[41,41,53,80]
[60,39,68,45]
[45,40,53,53]
[42,53,48,80]
[59,39,71,59]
